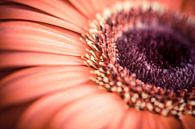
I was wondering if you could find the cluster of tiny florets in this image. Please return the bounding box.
[83,1,195,118]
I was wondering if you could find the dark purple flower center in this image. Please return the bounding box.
[116,27,195,90]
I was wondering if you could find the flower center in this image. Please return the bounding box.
[116,27,195,90]
[84,1,195,117]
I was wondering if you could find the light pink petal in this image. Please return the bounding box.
[0,68,21,79]
[121,108,183,129]
[68,0,117,19]
[0,66,92,107]
[129,0,182,10]
[181,115,195,129]
[48,92,126,129]
[18,84,100,129]
[181,0,195,15]
[0,21,86,56]
[120,109,143,129]
[0,4,86,33]
[0,52,83,68]
[140,111,159,129]
[69,0,98,19]
[0,104,29,129]
[151,0,183,11]
[89,0,117,13]
[158,115,183,129]
[106,105,126,129]
[1,0,88,28]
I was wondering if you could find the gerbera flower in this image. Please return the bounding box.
[0,0,194,129]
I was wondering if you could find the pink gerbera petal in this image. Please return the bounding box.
[0,21,86,56]
[181,115,195,129]
[47,92,126,129]
[18,84,100,129]
[0,66,92,107]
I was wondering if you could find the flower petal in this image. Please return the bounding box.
[158,115,183,129]
[120,109,183,129]
[0,21,86,56]
[0,4,86,33]
[0,66,92,107]
[18,84,100,129]
[120,109,143,129]
[48,92,125,129]
[0,52,83,68]
[1,0,87,27]
[152,0,183,11]
[181,115,195,129]
[0,104,29,129]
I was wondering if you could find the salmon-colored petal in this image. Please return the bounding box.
[147,0,195,15]
[69,0,117,19]
[151,0,183,11]
[69,0,96,19]
[106,104,126,129]
[0,66,92,107]
[120,108,143,129]
[90,0,117,13]
[121,108,183,129]
[47,92,125,129]
[69,0,115,19]
[181,115,195,129]
[18,84,100,129]
[140,111,158,129]
[0,21,86,56]
[142,111,183,129]
[1,0,87,27]
[181,0,195,15]
[0,68,22,79]
[0,4,86,33]
[0,52,83,68]
[0,104,29,129]
[158,115,183,129]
